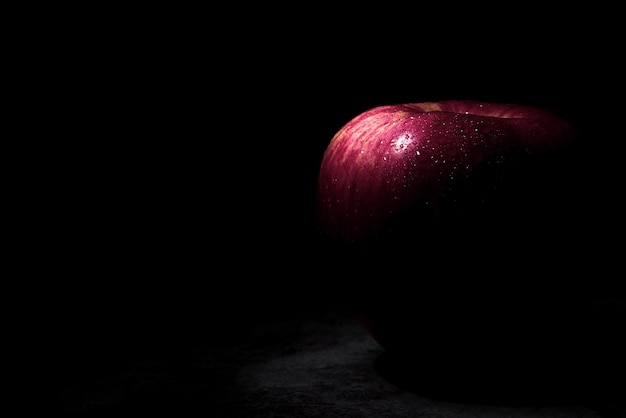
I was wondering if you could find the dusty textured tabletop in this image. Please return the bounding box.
[49,304,624,417]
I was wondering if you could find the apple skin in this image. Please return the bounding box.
[317,100,577,245]
[316,100,594,391]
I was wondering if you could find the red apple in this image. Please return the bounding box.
[316,100,586,392]
[317,100,577,246]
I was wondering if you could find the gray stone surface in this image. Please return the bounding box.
[50,307,624,416]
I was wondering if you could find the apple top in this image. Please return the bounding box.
[317,100,576,244]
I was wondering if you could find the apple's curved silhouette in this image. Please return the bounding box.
[315,100,624,401]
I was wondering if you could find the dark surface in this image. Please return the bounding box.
[30,7,625,416]
[49,306,625,417]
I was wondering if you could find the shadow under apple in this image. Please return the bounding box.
[364,295,626,408]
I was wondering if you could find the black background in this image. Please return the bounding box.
[30,7,624,413]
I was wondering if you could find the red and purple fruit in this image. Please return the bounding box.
[317,100,576,246]
[316,100,582,377]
